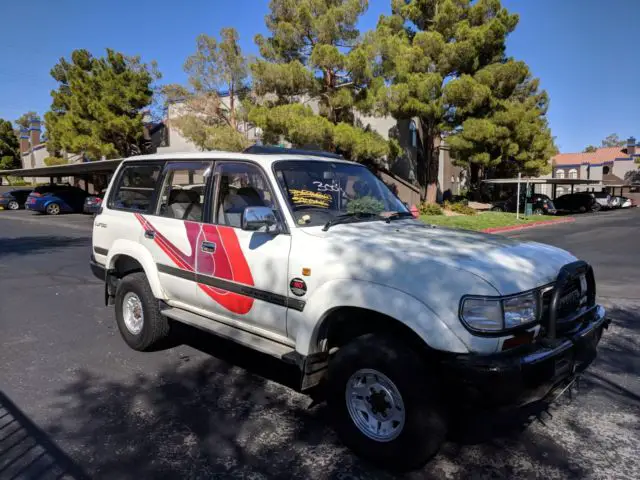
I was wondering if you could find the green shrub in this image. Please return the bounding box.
[44,156,68,166]
[419,203,443,215]
[6,176,28,186]
[445,200,477,216]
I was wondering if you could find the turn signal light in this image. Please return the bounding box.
[501,331,535,351]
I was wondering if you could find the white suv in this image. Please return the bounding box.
[91,152,609,470]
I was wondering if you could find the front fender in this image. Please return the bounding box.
[106,239,167,300]
[292,279,469,355]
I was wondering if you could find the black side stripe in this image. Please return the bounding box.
[157,263,306,312]
[93,246,109,256]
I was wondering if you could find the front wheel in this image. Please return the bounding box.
[327,334,447,471]
[491,206,503,212]
[533,207,545,215]
[45,203,61,215]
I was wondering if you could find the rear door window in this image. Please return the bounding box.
[108,163,163,213]
[155,161,212,221]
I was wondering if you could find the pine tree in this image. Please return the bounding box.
[163,28,251,151]
[249,0,393,162]
[372,0,555,202]
[0,119,20,170]
[45,49,159,159]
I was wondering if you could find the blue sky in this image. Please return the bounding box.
[0,0,637,153]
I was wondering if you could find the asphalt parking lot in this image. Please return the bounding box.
[1,208,639,479]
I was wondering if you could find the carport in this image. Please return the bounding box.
[0,158,124,193]
[482,178,603,200]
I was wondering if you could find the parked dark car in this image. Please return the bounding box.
[492,193,557,215]
[83,192,105,214]
[0,189,32,210]
[592,191,612,209]
[25,185,89,215]
[553,193,600,213]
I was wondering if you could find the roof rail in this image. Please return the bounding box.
[243,145,344,159]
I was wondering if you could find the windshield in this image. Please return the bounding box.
[274,160,410,227]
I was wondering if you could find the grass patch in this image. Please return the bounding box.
[420,212,546,231]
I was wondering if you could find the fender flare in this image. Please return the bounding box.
[105,239,167,300]
[295,279,469,355]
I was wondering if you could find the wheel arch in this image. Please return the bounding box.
[297,279,469,356]
[106,240,166,300]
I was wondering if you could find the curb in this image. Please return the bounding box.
[482,217,575,234]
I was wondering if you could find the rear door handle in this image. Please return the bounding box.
[201,241,216,253]
[144,230,156,239]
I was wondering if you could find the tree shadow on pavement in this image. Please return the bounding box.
[0,236,90,258]
[38,313,640,480]
[0,390,89,480]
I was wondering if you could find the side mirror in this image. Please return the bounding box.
[241,206,279,233]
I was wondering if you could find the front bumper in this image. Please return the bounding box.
[442,304,610,407]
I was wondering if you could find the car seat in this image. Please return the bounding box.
[219,186,265,228]
[168,189,202,221]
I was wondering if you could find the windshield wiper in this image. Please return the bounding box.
[379,211,415,223]
[322,212,377,231]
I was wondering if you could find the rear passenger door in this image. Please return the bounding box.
[138,161,213,308]
[194,161,291,338]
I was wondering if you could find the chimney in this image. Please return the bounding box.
[19,128,30,154]
[29,116,41,148]
[627,137,636,157]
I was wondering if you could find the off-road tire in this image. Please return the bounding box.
[326,334,447,471]
[115,272,169,351]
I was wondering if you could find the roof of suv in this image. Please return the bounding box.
[124,152,357,167]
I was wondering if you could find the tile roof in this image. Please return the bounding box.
[553,146,628,166]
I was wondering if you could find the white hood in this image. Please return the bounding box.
[302,219,576,296]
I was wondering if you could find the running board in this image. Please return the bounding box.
[161,307,295,360]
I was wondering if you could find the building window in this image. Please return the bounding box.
[556,187,565,196]
[555,169,565,179]
[409,120,417,148]
[568,168,578,179]
[603,165,610,175]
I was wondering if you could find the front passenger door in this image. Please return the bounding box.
[195,161,291,338]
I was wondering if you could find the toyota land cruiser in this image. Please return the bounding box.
[90,152,609,470]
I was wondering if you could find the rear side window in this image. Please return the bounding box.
[108,164,162,212]
[155,161,212,221]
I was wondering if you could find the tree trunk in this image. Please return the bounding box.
[418,120,439,204]
[229,83,237,130]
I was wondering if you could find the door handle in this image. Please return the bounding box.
[201,241,216,253]
[144,229,156,239]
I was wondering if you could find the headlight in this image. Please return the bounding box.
[460,292,539,333]
[503,292,537,328]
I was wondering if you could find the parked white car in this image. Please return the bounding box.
[90,152,609,470]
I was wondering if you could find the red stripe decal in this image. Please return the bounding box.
[135,214,254,315]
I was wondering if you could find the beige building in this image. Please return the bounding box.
[551,138,639,196]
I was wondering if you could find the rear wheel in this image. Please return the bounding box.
[491,206,503,212]
[7,200,19,210]
[578,205,587,213]
[533,208,544,215]
[327,334,447,471]
[45,203,61,215]
[115,272,169,351]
